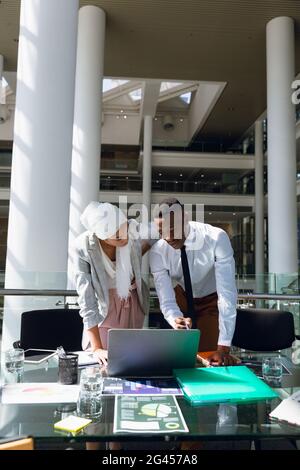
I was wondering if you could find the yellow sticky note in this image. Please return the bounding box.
[54,415,92,433]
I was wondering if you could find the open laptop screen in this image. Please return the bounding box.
[107,329,200,378]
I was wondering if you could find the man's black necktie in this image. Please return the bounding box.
[180,245,195,327]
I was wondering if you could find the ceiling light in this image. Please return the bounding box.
[194,182,198,185]
[180,173,183,177]
[156,180,159,184]
[201,174,204,178]
[123,115,127,119]
[126,177,129,180]
[120,109,124,113]
[154,117,158,121]
[214,182,217,185]
[175,181,178,184]
[159,173,162,177]
[116,115,120,119]
[209,212,212,215]
[233,212,236,216]
[107,176,111,179]
[179,118,184,122]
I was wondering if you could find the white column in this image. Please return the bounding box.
[67,6,105,287]
[0,54,3,83]
[142,115,153,325]
[255,121,265,299]
[0,54,4,104]
[2,0,79,351]
[255,121,265,276]
[266,17,298,276]
[142,115,153,216]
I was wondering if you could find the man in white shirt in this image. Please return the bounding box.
[150,197,238,366]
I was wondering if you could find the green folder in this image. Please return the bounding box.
[174,366,278,406]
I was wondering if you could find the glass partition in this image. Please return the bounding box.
[0,271,300,345]
[100,175,255,194]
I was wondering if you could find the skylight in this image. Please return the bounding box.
[129,88,142,102]
[180,92,192,104]
[160,81,183,93]
[102,79,129,93]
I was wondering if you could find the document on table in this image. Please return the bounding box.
[1,383,80,404]
[269,390,300,426]
[73,351,98,367]
[113,395,189,433]
[103,378,183,396]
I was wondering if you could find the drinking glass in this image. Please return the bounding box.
[77,367,104,419]
[4,348,24,374]
[262,357,282,385]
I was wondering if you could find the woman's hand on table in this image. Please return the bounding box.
[93,348,108,366]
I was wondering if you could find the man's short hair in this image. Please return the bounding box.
[153,197,184,219]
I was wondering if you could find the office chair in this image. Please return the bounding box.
[232,308,299,351]
[232,308,300,451]
[13,308,83,351]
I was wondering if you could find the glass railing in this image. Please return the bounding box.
[100,176,255,195]
[0,271,71,340]
[101,158,139,172]
[236,273,300,336]
[1,271,300,343]
[152,139,254,155]
[0,174,10,188]
[0,151,12,167]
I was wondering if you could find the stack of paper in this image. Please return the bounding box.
[269,391,300,426]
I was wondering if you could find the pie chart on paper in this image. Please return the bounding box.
[140,403,172,418]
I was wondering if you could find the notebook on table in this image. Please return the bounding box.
[174,366,278,406]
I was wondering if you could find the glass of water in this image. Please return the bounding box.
[4,348,25,374]
[77,367,104,419]
[262,357,282,386]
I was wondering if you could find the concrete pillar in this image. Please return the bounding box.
[2,0,79,350]
[142,115,153,326]
[142,115,153,216]
[266,17,298,281]
[67,6,106,288]
[255,120,265,294]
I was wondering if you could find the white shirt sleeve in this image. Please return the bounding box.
[150,247,183,327]
[214,230,237,346]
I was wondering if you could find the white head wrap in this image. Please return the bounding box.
[80,202,132,299]
[80,201,127,239]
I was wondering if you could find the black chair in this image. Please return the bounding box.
[232,308,300,451]
[13,308,83,351]
[232,308,300,351]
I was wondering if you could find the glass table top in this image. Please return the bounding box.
[1,355,300,443]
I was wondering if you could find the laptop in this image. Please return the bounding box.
[107,328,200,378]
